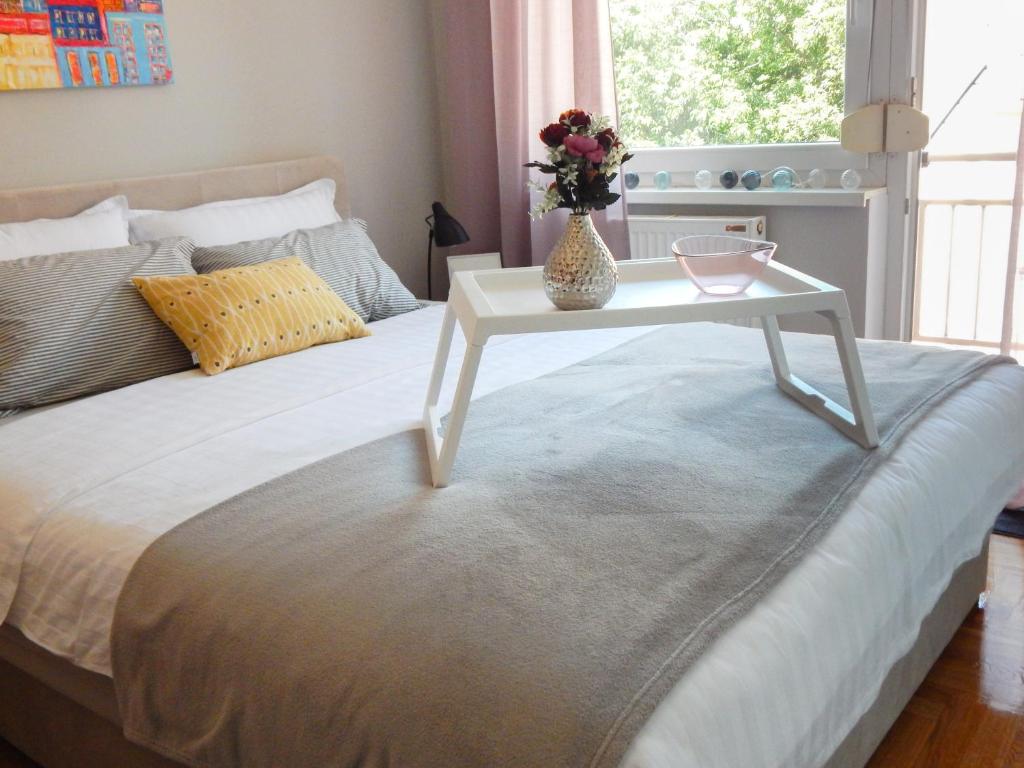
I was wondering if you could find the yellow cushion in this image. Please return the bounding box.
[133,256,370,375]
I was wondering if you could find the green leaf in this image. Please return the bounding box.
[608,0,844,146]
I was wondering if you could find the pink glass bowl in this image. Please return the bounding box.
[671,235,777,296]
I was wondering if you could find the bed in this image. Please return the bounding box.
[1,157,1023,768]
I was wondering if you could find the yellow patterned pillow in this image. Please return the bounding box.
[133,256,370,375]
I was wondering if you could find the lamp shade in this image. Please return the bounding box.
[430,202,470,247]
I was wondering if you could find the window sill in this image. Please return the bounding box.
[626,187,886,208]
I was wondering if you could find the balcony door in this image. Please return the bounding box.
[911,0,1024,353]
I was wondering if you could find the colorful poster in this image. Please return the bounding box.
[0,0,171,90]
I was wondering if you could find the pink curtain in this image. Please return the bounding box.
[490,0,630,267]
[430,0,504,276]
[434,0,629,273]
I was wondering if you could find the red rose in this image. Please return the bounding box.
[559,108,591,128]
[596,127,618,151]
[539,122,570,147]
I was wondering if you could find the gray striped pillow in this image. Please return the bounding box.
[191,220,420,322]
[0,238,197,412]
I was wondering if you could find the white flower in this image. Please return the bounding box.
[529,183,563,220]
[600,142,628,176]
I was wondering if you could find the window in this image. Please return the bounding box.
[610,0,846,148]
[608,0,880,175]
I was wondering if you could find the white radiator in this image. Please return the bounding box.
[628,215,767,261]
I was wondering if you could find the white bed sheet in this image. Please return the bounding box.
[1,305,1022,768]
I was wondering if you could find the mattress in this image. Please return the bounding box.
[1,305,1022,768]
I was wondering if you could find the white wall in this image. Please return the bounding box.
[0,0,441,296]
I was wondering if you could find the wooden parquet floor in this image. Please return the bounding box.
[866,534,1024,767]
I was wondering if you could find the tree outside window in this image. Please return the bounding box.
[609,0,846,148]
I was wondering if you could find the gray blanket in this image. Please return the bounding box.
[111,323,1011,768]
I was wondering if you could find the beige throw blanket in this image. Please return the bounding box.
[111,323,1012,768]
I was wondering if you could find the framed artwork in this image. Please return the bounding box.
[0,0,172,90]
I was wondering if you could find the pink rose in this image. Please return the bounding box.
[564,134,597,156]
[564,134,606,165]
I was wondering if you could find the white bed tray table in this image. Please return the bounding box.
[424,258,879,487]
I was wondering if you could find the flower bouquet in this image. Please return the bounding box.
[526,109,633,219]
[525,109,633,310]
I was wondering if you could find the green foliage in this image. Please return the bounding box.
[609,0,845,147]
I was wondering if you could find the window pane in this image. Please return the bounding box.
[920,0,1024,156]
[609,0,847,148]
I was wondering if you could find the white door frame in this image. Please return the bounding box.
[883,0,928,341]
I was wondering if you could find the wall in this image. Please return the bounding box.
[0,0,441,297]
[629,200,889,338]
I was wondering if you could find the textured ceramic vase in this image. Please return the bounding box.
[543,213,618,310]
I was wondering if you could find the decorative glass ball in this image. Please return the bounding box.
[654,171,672,190]
[840,169,862,190]
[740,170,762,190]
[807,168,827,189]
[694,169,713,190]
[624,172,640,190]
[719,170,739,189]
[770,167,796,190]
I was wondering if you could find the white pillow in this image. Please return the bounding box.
[128,178,342,247]
[0,196,130,262]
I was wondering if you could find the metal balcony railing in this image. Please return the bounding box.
[912,152,1019,350]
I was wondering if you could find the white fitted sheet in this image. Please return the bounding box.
[1,305,1022,768]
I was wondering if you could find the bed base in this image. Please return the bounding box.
[0,539,990,768]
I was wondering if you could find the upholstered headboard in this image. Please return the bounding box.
[0,156,351,225]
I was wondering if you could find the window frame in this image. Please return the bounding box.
[620,0,886,180]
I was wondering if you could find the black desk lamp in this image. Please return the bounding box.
[425,202,469,300]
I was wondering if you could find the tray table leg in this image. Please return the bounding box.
[424,304,457,409]
[423,305,485,487]
[760,313,880,449]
